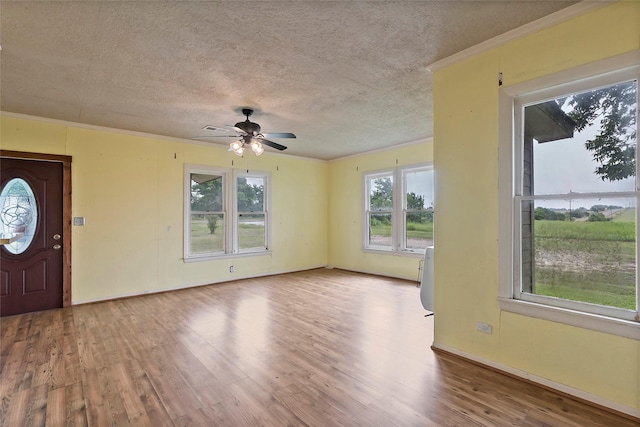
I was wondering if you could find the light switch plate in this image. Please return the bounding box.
[476,322,493,334]
[73,217,85,226]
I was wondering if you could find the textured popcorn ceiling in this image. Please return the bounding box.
[0,1,578,160]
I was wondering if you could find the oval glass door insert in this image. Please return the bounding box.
[0,178,38,254]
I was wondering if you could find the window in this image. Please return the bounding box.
[185,166,270,260]
[0,178,37,255]
[364,164,434,254]
[499,54,640,336]
[365,170,394,249]
[235,174,267,251]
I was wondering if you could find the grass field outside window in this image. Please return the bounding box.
[533,210,636,310]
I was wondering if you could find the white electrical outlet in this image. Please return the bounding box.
[229,266,234,273]
[476,322,493,334]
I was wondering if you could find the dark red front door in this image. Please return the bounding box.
[1,158,64,316]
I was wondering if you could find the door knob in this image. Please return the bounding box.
[53,234,61,240]
[53,244,61,250]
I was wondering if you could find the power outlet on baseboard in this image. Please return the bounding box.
[476,322,493,334]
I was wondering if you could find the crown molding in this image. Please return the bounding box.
[427,1,614,73]
[330,137,433,162]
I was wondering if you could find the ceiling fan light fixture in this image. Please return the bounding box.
[250,140,264,156]
[230,140,245,156]
[212,109,293,156]
[233,146,245,157]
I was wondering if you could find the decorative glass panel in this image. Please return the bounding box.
[0,178,38,255]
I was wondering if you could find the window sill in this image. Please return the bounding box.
[363,248,426,258]
[184,250,271,263]
[497,297,640,340]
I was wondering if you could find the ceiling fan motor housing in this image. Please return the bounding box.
[236,120,261,135]
[236,108,262,135]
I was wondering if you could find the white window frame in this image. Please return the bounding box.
[363,163,433,256]
[402,165,435,252]
[233,170,271,254]
[364,169,395,251]
[498,51,640,339]
[184,165,271,261]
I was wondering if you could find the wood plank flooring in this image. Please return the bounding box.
[0,268,636,426]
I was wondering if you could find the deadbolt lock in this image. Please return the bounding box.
[53,244,62,250]
[53,234,61,240]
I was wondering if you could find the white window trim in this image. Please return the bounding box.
[233,170,271,254]
[498,51,640,340]
[402,165,434,254]
[184,165,271,262]
[363,163,433,256]
[363,169,395,251]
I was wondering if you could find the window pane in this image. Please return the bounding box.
[191,174,223,212]
[237,176,265,212]
[405,170,434,210]
[369,213,392,248]
[404,168,435,250]
[0,178,38,255]
[369,175,393,210]
[405,211,434,250]
[523,198,636,310]
[527,80,637,196]
[190,213,224,254]
[238,213,265,250]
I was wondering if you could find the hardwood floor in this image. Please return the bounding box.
[0,268,636,426]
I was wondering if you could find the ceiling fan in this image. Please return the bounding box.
[194,108,296,156]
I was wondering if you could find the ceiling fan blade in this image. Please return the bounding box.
[260,139,287,151]
[227,125,248,134]
[202,125,233,133]
[262,132,296,139]
[192,135,242,140]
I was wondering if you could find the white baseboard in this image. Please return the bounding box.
[432,342,640,420]
[72,264,328,305]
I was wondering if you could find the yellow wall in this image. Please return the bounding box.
[1,116,329,303]
[433,2,639,413]
[0,112,432,300]
[327,141,433,280]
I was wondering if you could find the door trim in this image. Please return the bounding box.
[1,150,72,307]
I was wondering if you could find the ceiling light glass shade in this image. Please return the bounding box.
[228,139,264,157]
[250,140,264,156]
[230,140,245,156]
